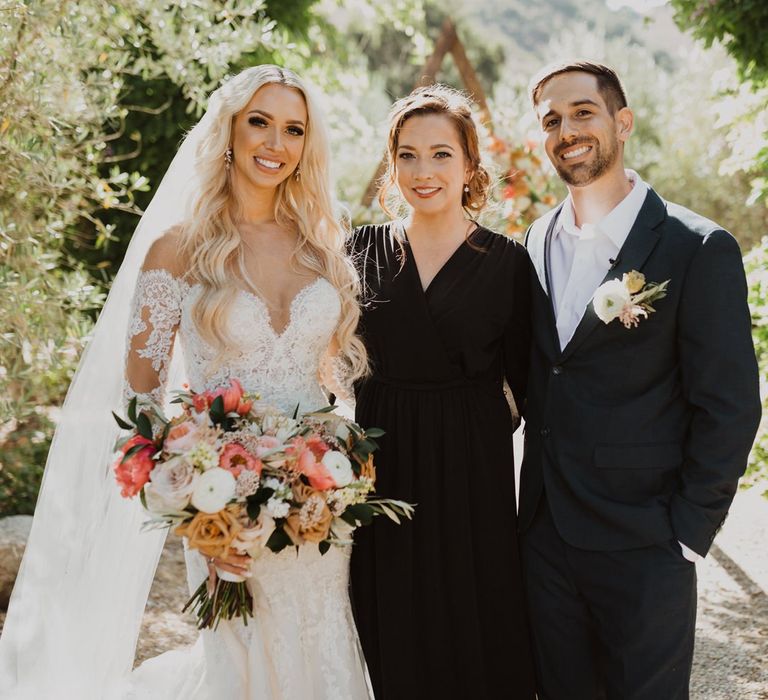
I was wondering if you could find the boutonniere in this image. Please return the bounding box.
[593,271,669,328]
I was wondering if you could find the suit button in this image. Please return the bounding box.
[552,366,563,375]
[540,427,551,438]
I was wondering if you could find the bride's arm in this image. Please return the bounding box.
[124,229,186,408]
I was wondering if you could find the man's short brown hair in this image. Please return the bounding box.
[529,61,628,114]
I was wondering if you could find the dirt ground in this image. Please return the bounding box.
[1,488,766,697]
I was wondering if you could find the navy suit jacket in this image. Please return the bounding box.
[521,188,761,556]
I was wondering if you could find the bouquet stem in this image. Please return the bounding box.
[182,577,254,630]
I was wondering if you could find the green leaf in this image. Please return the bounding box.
[265,526,292,553]
[364,427,386,438]
[344,503,374,526]
[112,411,133,430]
[136,412,153,440]
[355,438,377,454]
[128,396,138,423]
[209,395,225,423]
[246,501,261,521]
[251,487,275,505]
[122,443,146,462]
[340,510,358,526]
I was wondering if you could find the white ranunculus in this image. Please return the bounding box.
[593,279,631,324]
[191,467,237,513]
[321,450,354,487]
[148,456,197,511]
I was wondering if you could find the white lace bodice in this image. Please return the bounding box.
[124,269,340,413]
[121,269,372,700]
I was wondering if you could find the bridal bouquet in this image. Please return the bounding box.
[112,379,413,629]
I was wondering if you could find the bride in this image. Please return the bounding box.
[0,65,372,699]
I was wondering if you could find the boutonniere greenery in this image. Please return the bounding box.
[593,271,669,329]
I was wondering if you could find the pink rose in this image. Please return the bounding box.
[219,442,263,478]
[165,419,201,453]
[114,435,156,498]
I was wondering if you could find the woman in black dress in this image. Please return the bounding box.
[350,85,536,699]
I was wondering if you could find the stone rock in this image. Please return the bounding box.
[0,515,33,609]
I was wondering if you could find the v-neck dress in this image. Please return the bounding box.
[349,223,536,700]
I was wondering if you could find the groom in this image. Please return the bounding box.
[520,60,762,699]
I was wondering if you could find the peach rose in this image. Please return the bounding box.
[287,437,336,491]
[284,495,333,544]
[175,506,242,559]
[114,435,156,498]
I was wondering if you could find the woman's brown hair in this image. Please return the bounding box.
[378,84,491,218]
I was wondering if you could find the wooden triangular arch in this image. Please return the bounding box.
[361,18,494,207]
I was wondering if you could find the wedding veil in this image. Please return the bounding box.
[0,94,220,699]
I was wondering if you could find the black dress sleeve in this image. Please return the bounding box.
[503,243,533,417]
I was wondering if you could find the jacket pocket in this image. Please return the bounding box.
[594,443,682,470]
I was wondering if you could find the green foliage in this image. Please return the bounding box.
[0,1,139,438]
[669,0,768,205]
[0,0,426,515]
[670,0,768,84]
[0,414,53,516]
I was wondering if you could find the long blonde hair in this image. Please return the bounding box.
[177,65,367,381]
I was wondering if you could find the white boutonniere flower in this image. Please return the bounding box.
[593,271,669,328]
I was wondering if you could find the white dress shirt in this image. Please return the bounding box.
[549,170,700,564]
[550,169,648,349]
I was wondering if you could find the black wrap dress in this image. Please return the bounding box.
[349,223,536,700]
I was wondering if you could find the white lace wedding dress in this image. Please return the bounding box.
[117,268,372,700]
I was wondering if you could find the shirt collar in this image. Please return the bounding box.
[556,170,649,250]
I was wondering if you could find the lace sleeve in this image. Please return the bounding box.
[123,268,187,408]
[320,351,356,416]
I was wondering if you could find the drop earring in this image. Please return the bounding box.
[224,147,233,170]
[463,184,469,193]
[294,166,301,181]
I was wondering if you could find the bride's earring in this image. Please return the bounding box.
[463,184,469,193]
[294,165,301,181]
[225,147,233,170]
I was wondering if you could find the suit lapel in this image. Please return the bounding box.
[526,205,563,356]
[559,189,667,361]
